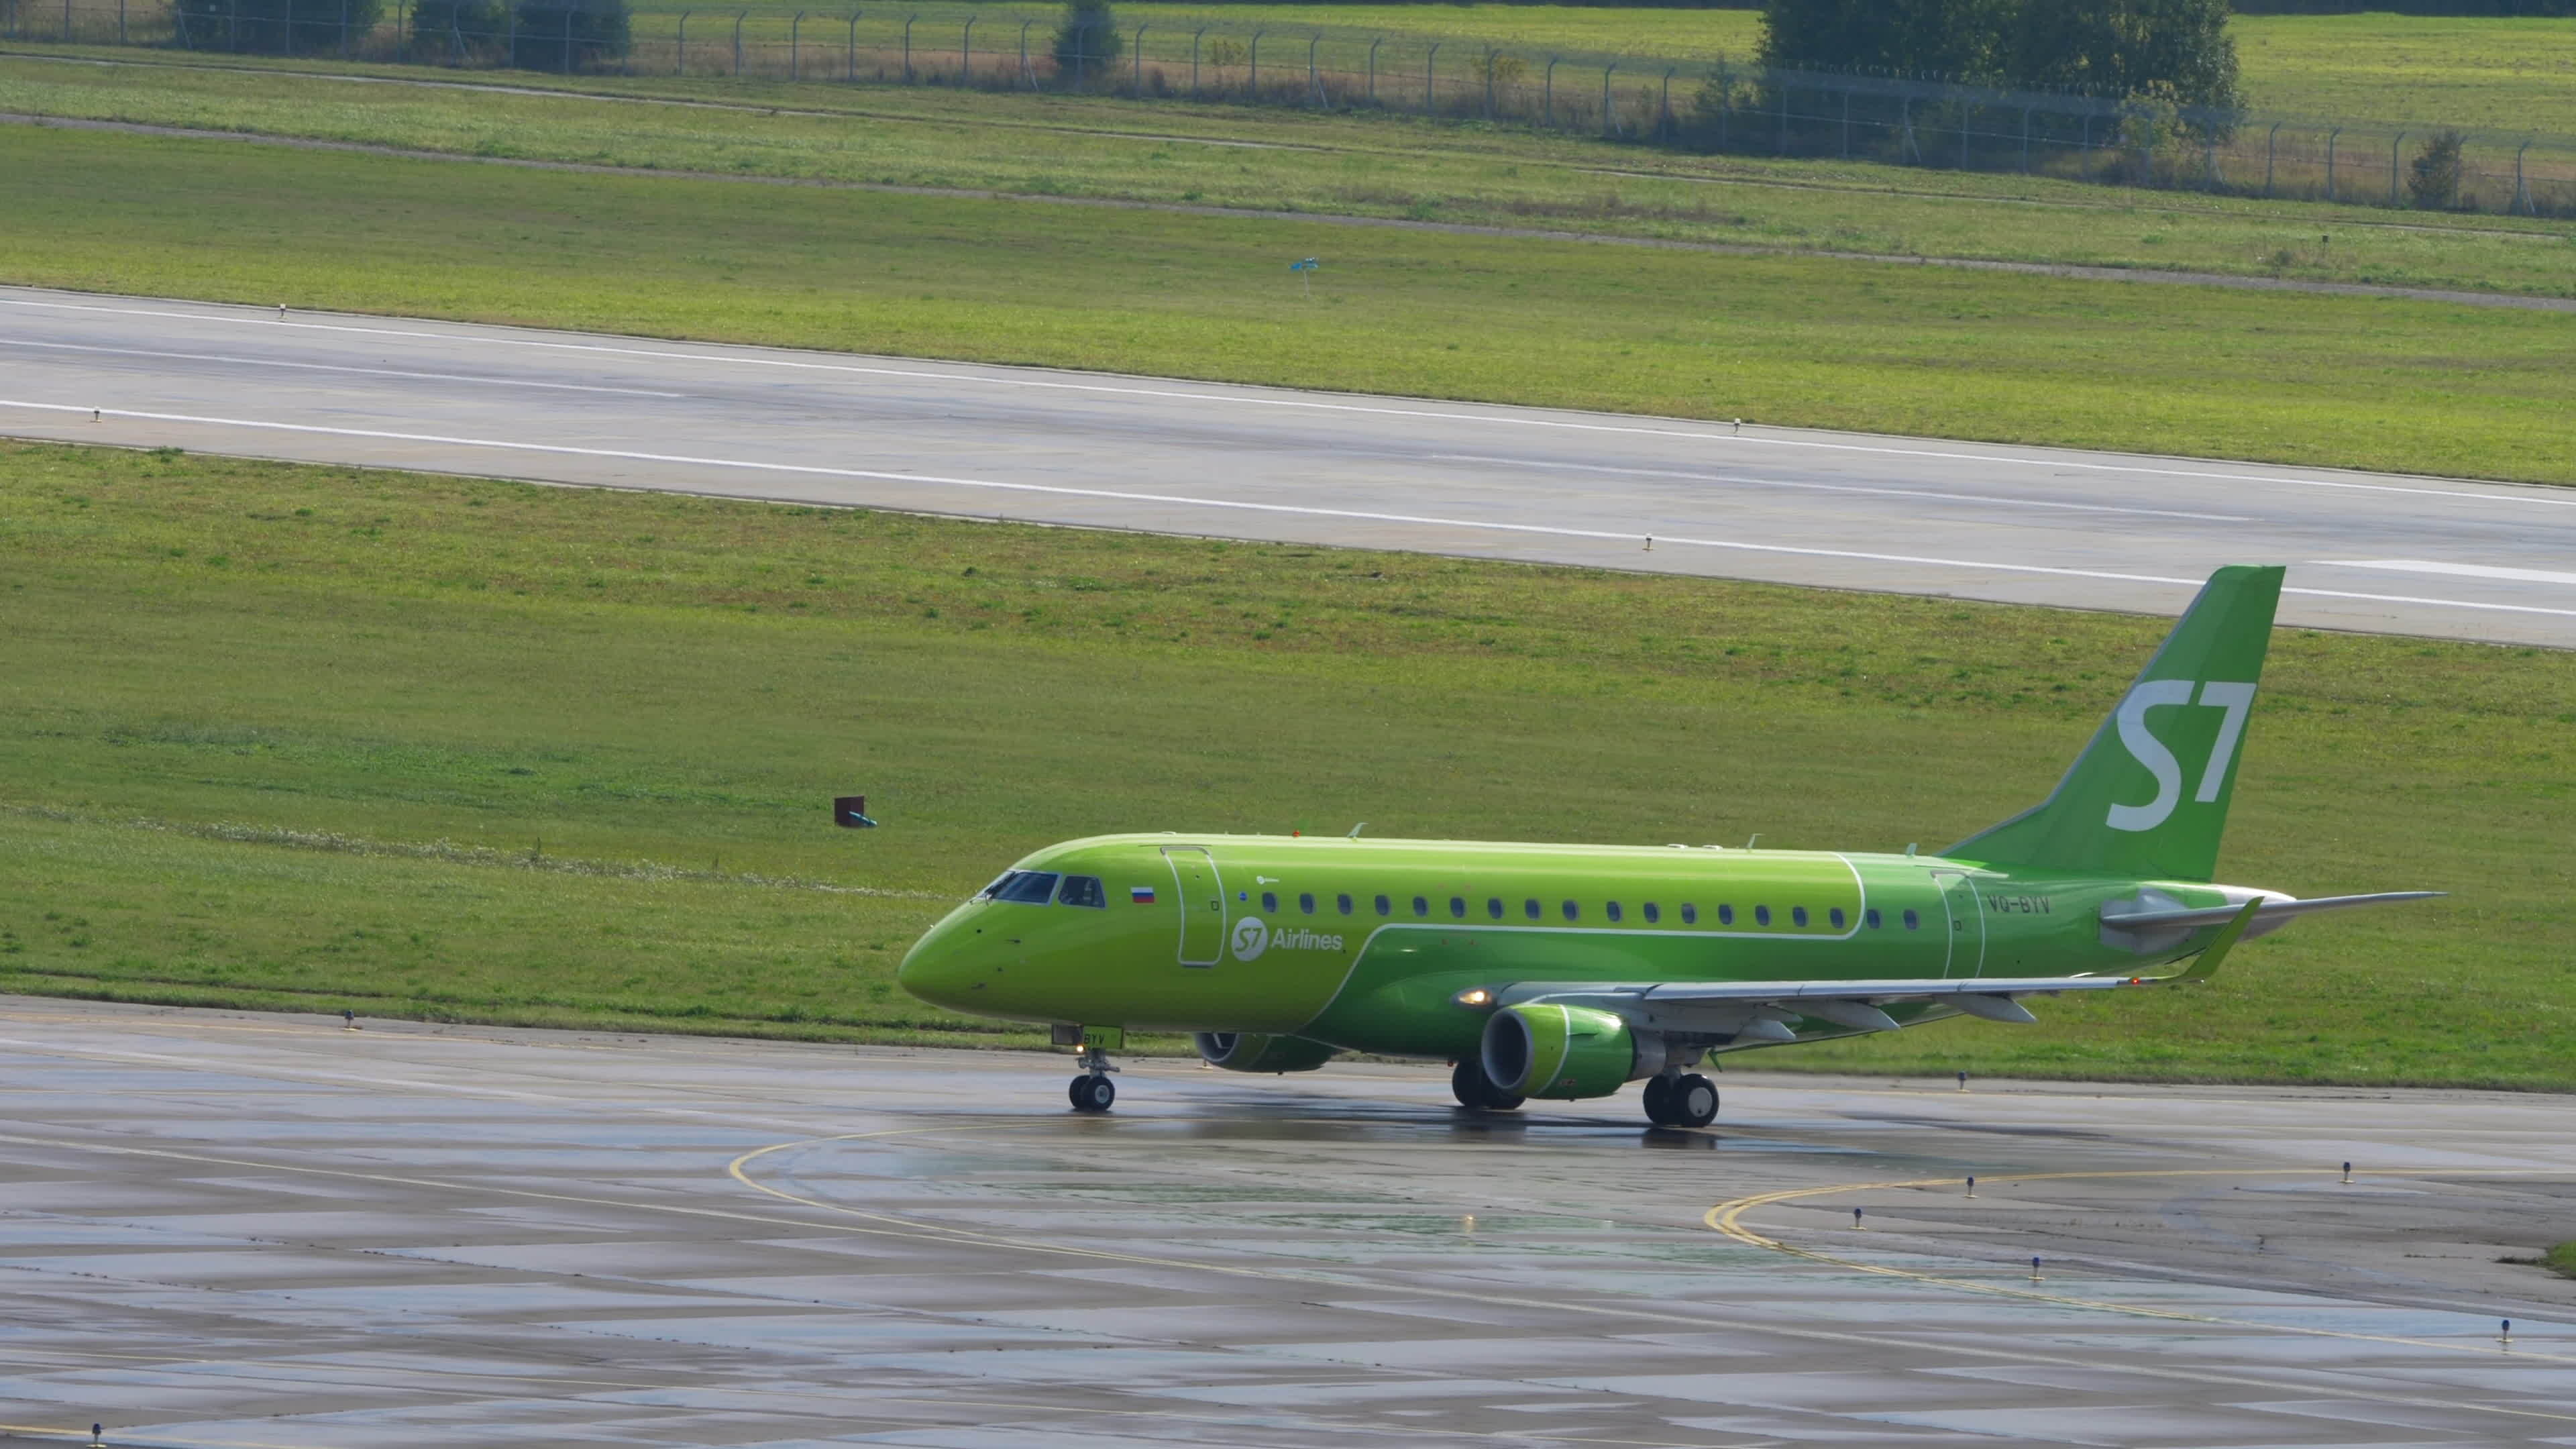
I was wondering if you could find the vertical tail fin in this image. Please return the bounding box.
[1945,566,2284,882]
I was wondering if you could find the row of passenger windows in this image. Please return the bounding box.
[1254,889,1919,932]
[981,869,1927,932]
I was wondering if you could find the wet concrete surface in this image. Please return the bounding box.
[1,997,2571,1447]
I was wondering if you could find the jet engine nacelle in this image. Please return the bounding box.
[1481,1003,1659,1100]
[1194,1031,1338,1073]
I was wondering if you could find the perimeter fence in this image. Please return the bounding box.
[10,0,2575,217]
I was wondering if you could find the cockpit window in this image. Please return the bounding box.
[992,871,1061,904]
[1056,875,1107,909]
[977,871,1020,900]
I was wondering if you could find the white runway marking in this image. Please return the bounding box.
[7,291,2572,512]
[2320,559,2576,588]
[0,337,688,398]
[11,397,2575,623]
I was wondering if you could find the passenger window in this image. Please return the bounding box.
[1682,904,1698,924]
[1056,875,1108,909]
[1261,891,1278,913]
[1903,908,1921,930]
[1486,898,1504,920]
[1524,898,1542,920]
[1755,905,1772,926]
[1337,893,1354,916]
[994,871,1060,904]
[1449,897,1467,919]
[1716,904,1733,925]
[1299,892,1316,915]
[1866,908,1883,929]
[1792,906,1809,928]
[1412,896,1430,918]
[1606,902,1623,922]
[1375,894,1392,917]
[1561,900,1579,921]
[1644,902,1660,924]
[1829,906,1846,929]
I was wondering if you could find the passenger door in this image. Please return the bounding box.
[1163,846,1226,967]
[1933,870,1987,979]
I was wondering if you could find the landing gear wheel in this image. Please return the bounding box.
[1642,1074,1675,1126]
[1068,1074,1116,1112]
[1668,1073,1719,1128]
[1450,1058,1525,1113]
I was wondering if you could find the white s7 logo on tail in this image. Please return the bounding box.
[2108,680,2257,832]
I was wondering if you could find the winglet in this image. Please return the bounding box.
[2157,897,2262,984]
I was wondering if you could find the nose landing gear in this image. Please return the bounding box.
[1643,1071,1719,1128]
[1067,1046,1118,1112]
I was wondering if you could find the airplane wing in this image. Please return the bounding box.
[1502,898,2269,1043]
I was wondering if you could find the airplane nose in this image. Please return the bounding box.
[896,908,980,1009]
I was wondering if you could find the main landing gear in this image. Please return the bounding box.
[1067,1046,1117,1113]
[1642,1071,1719,1129]
[1450,1057,1525,1113]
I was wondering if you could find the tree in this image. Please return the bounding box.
[1051,0,1120,89]
[2008,0,2242,118]
[405,0,506,58]
[174,0,384,54]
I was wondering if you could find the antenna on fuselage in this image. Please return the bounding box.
[1347,822,1367,838]
[1906,842,1918,856]
[1745,834,1761,849]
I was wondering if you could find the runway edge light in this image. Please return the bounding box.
[833,795,879,828]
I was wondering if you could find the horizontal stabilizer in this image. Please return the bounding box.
[2103,890,2442,930]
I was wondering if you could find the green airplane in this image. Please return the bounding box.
[898,566,2435,1124]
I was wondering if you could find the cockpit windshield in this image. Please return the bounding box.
[985,871,1061,904]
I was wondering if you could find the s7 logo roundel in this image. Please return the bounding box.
[2109,680,2257,833]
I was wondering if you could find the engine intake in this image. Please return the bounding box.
[1481,1003,1654,1100]
[1194,1032,1338,1074]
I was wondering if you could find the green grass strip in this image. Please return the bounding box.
[2,440,2570,1084]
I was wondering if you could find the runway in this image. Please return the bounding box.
[4,284,2575,647]
[2,1000,2570,1448]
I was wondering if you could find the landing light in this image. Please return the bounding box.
[1454,987,1494,1008]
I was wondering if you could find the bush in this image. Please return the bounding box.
[511,0,629,70]
[173,0,384,54]
[406,0,506,59]
[2409,129,2467,211]
[1051,0,1119,89]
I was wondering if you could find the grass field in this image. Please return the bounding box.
[7,56,2573,303]
[2,439,2568,1087]
[7,123,2576,485]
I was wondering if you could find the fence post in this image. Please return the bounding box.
[1600,59,1613,136]
[2514,136,2533,215]
[1482,46,1495,119]
[1135,23,1146,97]
[2263,121,2278,196]
[1248,28,1261,96]
[1542,54,1555,127]
[1659,67,1673,142]
[2204,129,2218,190]
[2325,125,2339,201]
[502,1,514,66]
[1309,32,1322,105]
[1366,36,1379,106]
[964,15,977,87]
[2390,129,2404,207]
[2020,104,2031,172]
[900,12,910,80]
[730,9,742,75]
[676,10,688,74]
[788,10,800,79]
[843,10,855,82]
[1776,75,1788,154]
[1960,92,1971,169]
[337,0,348,56]
[1018,17,1032,88]
[1191,26,1203,97]
[226,0,235,52]
[63,0,70,43]
[1841,87,1849,158]
[1426,40,1438,117]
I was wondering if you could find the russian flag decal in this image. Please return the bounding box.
[1131,886,1157,904]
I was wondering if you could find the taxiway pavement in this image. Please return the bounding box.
[2,998,2571,1448]
[5,284,2575,647]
